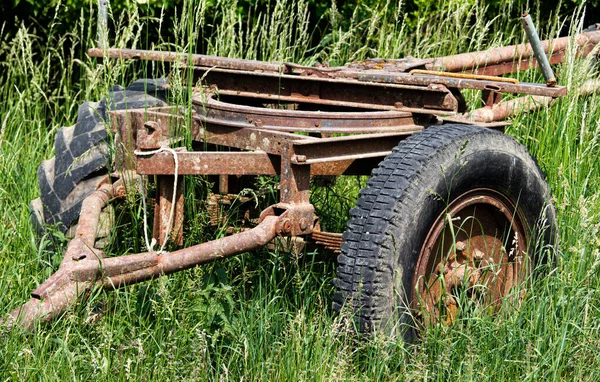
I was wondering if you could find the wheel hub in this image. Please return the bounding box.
[413,188,528,325]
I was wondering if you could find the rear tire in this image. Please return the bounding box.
[333,124,557,336]
[31,79,168,238]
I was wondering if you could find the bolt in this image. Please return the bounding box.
[455,241,467,252]
[293,155,307,163]
[473,249,485,260]
[280,219,292,234]
[299,218,309,231]
[434,262,450,275]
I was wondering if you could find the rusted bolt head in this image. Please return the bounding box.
[455,241,467,252]
[299,218,309,231]
[114,184,127,199]
[281,219,292,234]
[293,155,307,163]
[473,249,485,260]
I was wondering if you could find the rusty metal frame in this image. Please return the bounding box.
[4,21,600,330]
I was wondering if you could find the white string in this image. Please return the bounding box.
[134,146,179,253]
[137,176,155,252]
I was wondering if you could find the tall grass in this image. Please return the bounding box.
[1,0,600,380]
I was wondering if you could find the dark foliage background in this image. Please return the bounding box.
[2,0,598,53]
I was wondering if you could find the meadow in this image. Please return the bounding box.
[1,0,600,380]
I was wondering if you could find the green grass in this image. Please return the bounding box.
[2,0,600,380]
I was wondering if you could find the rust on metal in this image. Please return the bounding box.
[193,67,460,112]
[409,69,520,84]
[279,145,312,204]
[6,21,599,331]
[138,150,279,176]
[137,150,388,177]
[413,189,528,326]
[88,48,288,73]
[310,231,343,254]
[425,30,600,73]
[351,71,567,97]
[3,176,290,329]
[290,132,410,164]
[153,175,184,246]
[467,79,600,122]
[196,94,418,132]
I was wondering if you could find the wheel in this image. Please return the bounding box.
[333,124,557,336]
[30,79,168,240]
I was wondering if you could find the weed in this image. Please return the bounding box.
[1,1,600,380]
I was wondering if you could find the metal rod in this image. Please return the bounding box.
[97,0,109,49]
[521,13,557,87]
[0,173,286,329]
[466,79,600,122]
[88,48,285,72]
[426,30,600,75]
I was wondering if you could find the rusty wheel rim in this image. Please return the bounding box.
[412,188,528,326]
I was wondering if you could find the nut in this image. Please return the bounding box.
[280,219,292,234]
[299,218,309,231]
[293,155,307,164]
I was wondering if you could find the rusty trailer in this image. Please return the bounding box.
[5,13,600,334]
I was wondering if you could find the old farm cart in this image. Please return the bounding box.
[5,15,600,333]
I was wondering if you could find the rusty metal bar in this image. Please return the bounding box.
[455,50,567,77]
[137,151,279,175]
[129,106,423,161]
[280,145,311,204]
[129,108,313,154]
[4,202,283,329]
[310,230,343,254]
[409,69,520,84]
[138,151,385,176]
[193,67,459,112]
[88,28,600,80]
[153,175,184,247]
[136,132,412,174]
[74,180,113,251]
[466,79,600,122]
[291,132,411,164]
[103,214,281,286]
[88,48,286,73]
[192,120,316,155]
[350,71,567,97]
[426,30,600,73]
[467,95,552,122]
[195,94,417,130]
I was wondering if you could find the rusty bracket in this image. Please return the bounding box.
[259,202,318,237]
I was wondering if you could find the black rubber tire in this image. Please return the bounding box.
[30,79,168,236]
[333,124,557,335]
